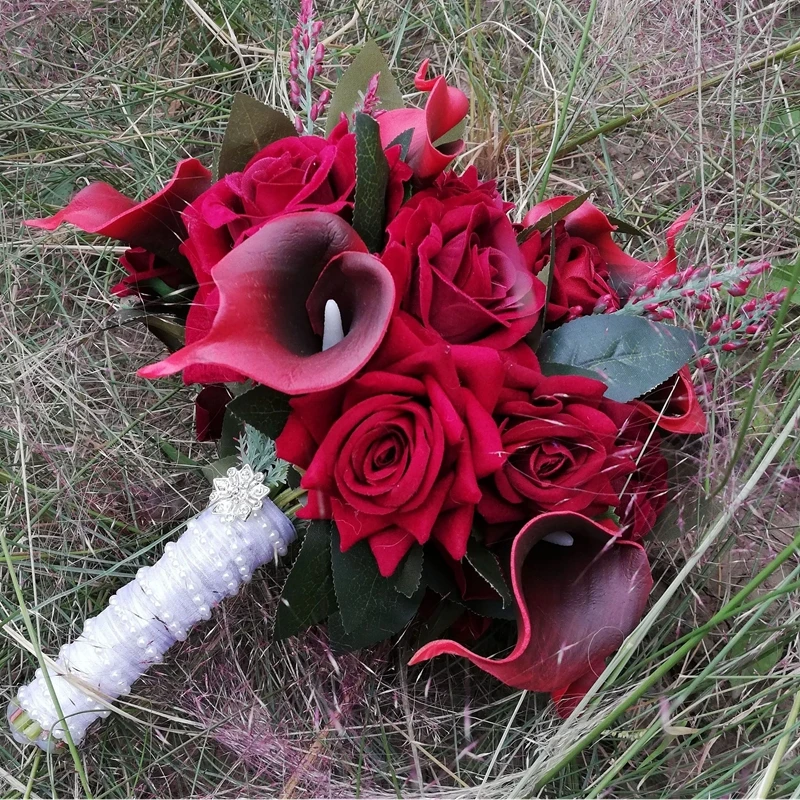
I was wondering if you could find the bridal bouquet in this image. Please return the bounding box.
[13,1,784,750]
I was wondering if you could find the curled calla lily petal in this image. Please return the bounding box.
[138,212,396,395]
[522,197,694,295]
[409,512,653,707]
[633,365,707,434]
[25,159,211,263]
[377,60,469,181]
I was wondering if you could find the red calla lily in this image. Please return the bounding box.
[633,365,707,434]
[377,60,469,181]
[25,159,211,263]
[138,212,396,395]
[409,512,653,713]
[522,197,694,294]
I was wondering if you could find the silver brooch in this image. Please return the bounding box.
[209,465,270,521]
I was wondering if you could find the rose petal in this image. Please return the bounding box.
[522,197,694,294]
[138,212,395,395]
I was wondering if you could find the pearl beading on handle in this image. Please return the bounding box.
[9,467,295,750]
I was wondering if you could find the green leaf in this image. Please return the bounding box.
[466,598,517,620]
[465,539,513,608]
[201,454,238,483]
[525,215,559,351]
[517,190,593,244]
[324,40,404,136]
[218,407,243,459]
[352,113,390,253]
[227,384,291,440]
[274,521,335,639]
[330,525,423,649]
[395,545,424,598]
[605,213,646,237]
[537,315,702,402]
[157,438,199,468]
[414,599,464,648]
[421,548,459,597]
[217,93,297,179]
[110,307,186,353]
[388,128,414,160]
[539,361,604,380]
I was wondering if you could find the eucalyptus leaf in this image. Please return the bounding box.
[325,40,404,135]
[227,384,291,440]
[274,521,335,639]
[217,93,296,179]
[537,315,701,402]
[352,113,390,252]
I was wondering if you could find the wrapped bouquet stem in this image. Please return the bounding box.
[8,437,297,752]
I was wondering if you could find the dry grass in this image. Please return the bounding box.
[1,0,799,797]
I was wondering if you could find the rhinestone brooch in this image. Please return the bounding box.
[209,465,270,521]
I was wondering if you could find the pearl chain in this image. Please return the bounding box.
[8,490,295,751]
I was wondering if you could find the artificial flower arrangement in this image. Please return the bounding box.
[10,0,786,751]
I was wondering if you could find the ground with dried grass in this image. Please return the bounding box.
[1,0,799,797]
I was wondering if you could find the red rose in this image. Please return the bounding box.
[381,167,544,348]
[410,512,653,715]
[479,355,636,523]
[522,224,621,324]
[523,197,694,296]
[376,60,469,181]
[276,313,506,577]
[181,124,357,281]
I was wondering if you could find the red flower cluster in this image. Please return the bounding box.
[27,58,706,715]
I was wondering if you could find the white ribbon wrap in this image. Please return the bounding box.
[9,466,296,750]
